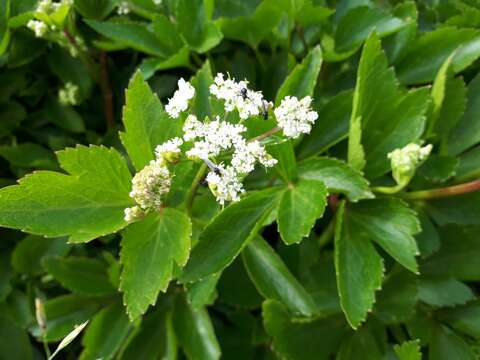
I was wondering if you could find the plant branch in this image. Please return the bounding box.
[400,179,480,200]
[186,163,208,216]
[250,126,281,143]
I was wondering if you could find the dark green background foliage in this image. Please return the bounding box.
[1,0,480,359]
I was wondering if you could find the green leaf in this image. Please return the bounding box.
[120,71,182,170]
[73,0,115,20]
[438,301,480,339]
[426,193,480,226]
[11,235,69,275]
[242,236,318,316]
[397,27,480,85]
[216,0,283,48]
[415,210,440,258]
[120,209,191,320]
[267,141,297,182]
[0,315,32,360]
[30,294,99,342]
[421,225,480,281]
[298,157,373,202]
[335,6,407,53]
[417,155,458,183]
[45,98,86,133]
[394,340,421,360]
[85,19,171,57]
[335,201,384,329]
[429,325,476,360]
[374,267,418,324]
[448,72,480,155]
[350,32,430,177]
[297,90,352,158]
[190,60,214,120]
[174,294,221,360]
[0,145,132,242]
[186,273,220,310]
[176,0,223,53]
[181,188,281,283]
[336,326,384,360]
[120,300,176,360]
[152,14,184,54]
[277,179,327,244]
[49,320,89,360]
[0,142,58,170]
[43,256,115,296]
[418,277,475,307]
[138,46,191,80]
[347,199,420,273]
[80,302,132,360]
[262,300,348,360]
[275,45,322,105]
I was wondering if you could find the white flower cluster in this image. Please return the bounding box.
[58,82,80,106]
[388,143,433,186]
[209,73,272,119]
[125,72,320,215]
[36,0,71,13]
[117,1,130,15]
[165,79,195,118]
[274,96,318,139]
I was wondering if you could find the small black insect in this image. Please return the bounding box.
[240,87,248,100]
[203,158,222,175]
[260,100,269,120]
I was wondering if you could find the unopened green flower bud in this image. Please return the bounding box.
[388,143,432,188]
[58,82,80,106]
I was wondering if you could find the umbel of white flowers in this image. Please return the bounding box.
[388,143,433,188]
[124,74,318,221]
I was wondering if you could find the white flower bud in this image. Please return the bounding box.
[58,82,80,106]
[117,1,130,15]
[206,165,245,205]
[155,137,183,163]
[388,143,433,187]
[27,20,48,37]
[124,206,144,222]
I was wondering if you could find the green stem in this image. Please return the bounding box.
[318,218,335,249]
[42,334,51,359]
[400,179,480,200]
[186,163,208,216]
[372,183,405,195]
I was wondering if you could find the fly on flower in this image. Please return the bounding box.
[125,72,319,219]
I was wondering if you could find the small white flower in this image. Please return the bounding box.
[206,165,245,205]
[274,96,318,139]
[183,114,204,141]
[153,0,162,4]
[36,0,54,13]
[209,73,270,119]
[231,140,277,174]
[117,1,130,15]
[129,159,171,211]
[155,137,183,162]
[165,78,195,118]
[124,206,144,222]
[27,20,48,37]
[58,82,80,106]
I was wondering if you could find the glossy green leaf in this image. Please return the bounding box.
[449,71,480,155]
[397,27,480,85]
[347,199,421,273]
[174,294,221,360]
[394,340,421,360]
[43,256,115,296]
[120,209,191,320]
[335,6,407,52]
[181,188,281,283]
[0,145,132,242]
[86,19,171,57]
[263,300,348,360]
[438,301,480,339]
[176,0,223,53]
[277,179,327,244]
[0,315,32,360]
[421,225,480,280]
[80,302,132,360]
[429,325,476,360]
[335,201,384,328]
[120,71,182,171]
[190,60,214,120]
[186,273,220,310]
[426,193,480,226]
[419,277,475,307]
[243,236,317,316]
[298,157,373,202]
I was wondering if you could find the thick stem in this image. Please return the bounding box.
[372,184,405,195]
[186,163,208,216]
[99,52,115,128]
[400,179,480,200]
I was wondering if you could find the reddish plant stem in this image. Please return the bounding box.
[99,52,115,129]
[401,179,480,200]
[250,126,281,143]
